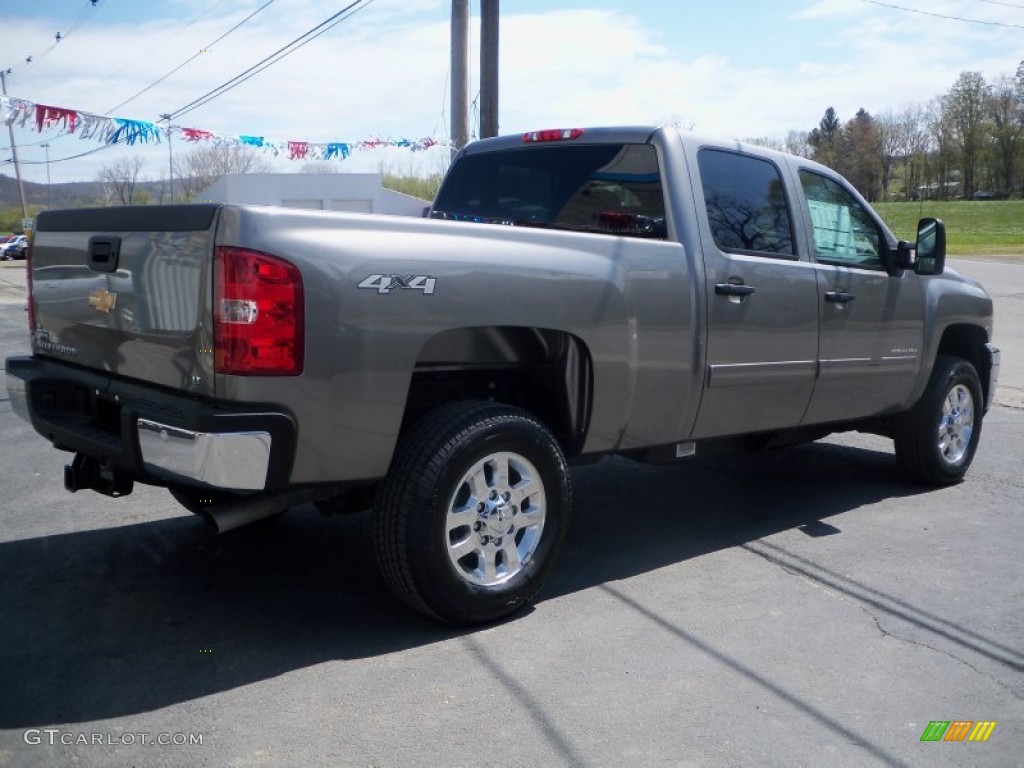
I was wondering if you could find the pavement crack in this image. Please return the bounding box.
[862,607,1024,701]
[742,541,1024,700]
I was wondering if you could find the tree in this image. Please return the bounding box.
[987,74,1023,196]
[99,156,145,205]
[783,130,812,159]
[943,71,992,198]
[173,143,272,201]
[808,107,841,168]
[841,109,883,200]
[743,136,785,151]
[896,104,933,199]
[657,114,696,131]
[926,96,957,199]
[743,132,811,160]
[876,110,903,200]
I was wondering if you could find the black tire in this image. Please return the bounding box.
[374,401,570,624]
[894,356,984,485]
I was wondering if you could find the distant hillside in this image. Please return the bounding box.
[0,174,169,209]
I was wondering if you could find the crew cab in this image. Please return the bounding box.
[5,126,999,623]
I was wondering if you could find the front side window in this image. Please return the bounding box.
[698,149,795,257]
[431,144,667,239]
[799,171,884,268]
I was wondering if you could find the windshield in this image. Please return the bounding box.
[432,143,667,239]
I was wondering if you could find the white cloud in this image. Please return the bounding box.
[4,1,1022,184]
[793,0,863,20]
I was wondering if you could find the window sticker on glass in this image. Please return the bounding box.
[799,171,883,267]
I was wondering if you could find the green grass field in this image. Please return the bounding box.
[873,201,1024,258]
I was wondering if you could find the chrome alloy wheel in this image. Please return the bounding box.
[445,451,547,587]
[937,384,975,466]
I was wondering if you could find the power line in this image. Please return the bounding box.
[1,134,69,151]
[973,0,1024,9]
[3,0,106,74]
[168,0,372,121]
[2,142,117,165]
[105,0,277,114]
[858,0,1024,27]
[99,0,231,86]
[168,0,375,121]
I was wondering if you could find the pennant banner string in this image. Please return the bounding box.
[1,93,450,159]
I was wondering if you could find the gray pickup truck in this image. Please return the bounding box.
[5,126,999,624]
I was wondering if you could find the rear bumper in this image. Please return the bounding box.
[5,356,296,492]
[136,419,271,490]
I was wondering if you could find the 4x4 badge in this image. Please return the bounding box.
[358,274,436,295]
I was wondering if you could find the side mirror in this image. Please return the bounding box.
[914,217,946,276]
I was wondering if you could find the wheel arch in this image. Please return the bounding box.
[936,323,992,407]
[404,326,593,457]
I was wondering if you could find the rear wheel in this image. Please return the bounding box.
[894,356,984,485]
[374,401,570,624]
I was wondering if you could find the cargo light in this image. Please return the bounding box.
[214,246,304,376]
[522,128,584,143]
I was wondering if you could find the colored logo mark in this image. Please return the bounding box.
[920,720,997,742]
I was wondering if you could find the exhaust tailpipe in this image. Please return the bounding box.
[200,485,340,534]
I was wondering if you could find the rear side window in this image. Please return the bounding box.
[431,144,667,239]
[698,149,795,257]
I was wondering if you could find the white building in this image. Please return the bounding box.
[195,173,430,216]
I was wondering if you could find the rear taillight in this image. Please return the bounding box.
[214,246,304,376]
[522,128,584,143]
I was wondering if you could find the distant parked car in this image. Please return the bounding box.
[0,234,28,260]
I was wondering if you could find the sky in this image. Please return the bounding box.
[0,0,1022,186]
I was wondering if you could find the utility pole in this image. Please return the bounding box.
[0,69,29,219]
[41,143,52,208]
[160,114,174,204]
[480,0,499,139]
[450,0,469,159]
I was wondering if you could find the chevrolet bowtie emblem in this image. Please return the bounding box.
[88,289,118,314]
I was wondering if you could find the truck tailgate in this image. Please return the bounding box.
[30,205,220,396]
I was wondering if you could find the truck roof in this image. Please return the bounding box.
[458,125,828,174]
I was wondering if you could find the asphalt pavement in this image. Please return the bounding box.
[0,257,1021,767]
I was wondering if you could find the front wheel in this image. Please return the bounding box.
[374,402,570,624]
[894,356,984,485]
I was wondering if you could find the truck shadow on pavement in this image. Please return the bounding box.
[0,439,972,728]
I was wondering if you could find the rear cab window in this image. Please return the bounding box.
[432,144,667,239]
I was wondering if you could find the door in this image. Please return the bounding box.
[690,149,820,439]
[797,170,925,424]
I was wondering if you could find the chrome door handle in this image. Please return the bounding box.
[825,291,856,303]
[715,283,756,297]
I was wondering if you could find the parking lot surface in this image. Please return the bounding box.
[0,258,1021,767]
